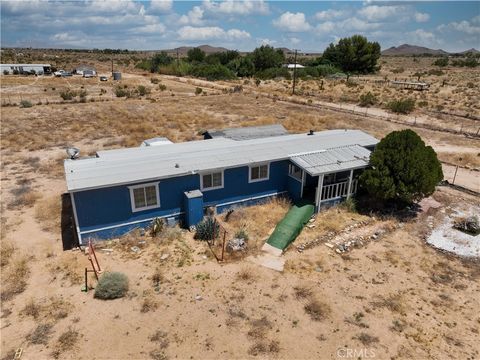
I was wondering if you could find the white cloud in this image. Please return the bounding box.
[315,9,347,21]
[177,26,250,41]
[407,29,440,47]
[289,37,301,45]
[202,0,269,15]
[179,6,204,25]
[133,23,166,34]
[149,0,172,13]
[438,18,480,35]
[257,38,277,46]
[414,12,430,23]
[316,21,336,33]
[358,5,403,21]
[273,12,311,32]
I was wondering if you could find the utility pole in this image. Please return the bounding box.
[111,58,114,77]
[176,50,179,66]
[292,49,298,95]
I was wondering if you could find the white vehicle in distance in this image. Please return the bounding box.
[54,70,66,77]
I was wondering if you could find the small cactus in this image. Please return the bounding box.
[195,217,219,242]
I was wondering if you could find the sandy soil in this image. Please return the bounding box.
[1,62,480,360]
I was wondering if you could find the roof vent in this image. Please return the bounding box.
[66,147,80,160]
[308,130,314,136]
[175,163,180,168]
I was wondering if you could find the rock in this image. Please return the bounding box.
[315,266,323,272]
[101,248,113,253]
[325,243,334,248]
[195,295,203,301]
[227,238,247,252]
[130,246,141,253]
[160,253,170,260]
[202,255,208,260]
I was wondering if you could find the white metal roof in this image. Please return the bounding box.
[290,144,371,176]
[64,129,378,192]
[1,63,51,67]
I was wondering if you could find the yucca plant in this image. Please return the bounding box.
[150,217,165,238]
[195,217,219,243]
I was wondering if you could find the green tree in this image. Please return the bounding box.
[322,35,381,74]
[150,51,173,72]
[252,45,285,71]
[360,130,443,205]
[433,57,449,67]
[227,55,255,77]
[187,47,206,63]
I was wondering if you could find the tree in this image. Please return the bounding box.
[227,55,255,77]
[187,47,206,63]
[433,57,449,67]
[252,45,285,71]
[322,35,381,74]
[360,130,443,205]
[150,51,173,72]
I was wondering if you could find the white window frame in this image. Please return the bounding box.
[128,182,160,213]
[200,170,224,191]
[249,162,270,183]
[288,164,303,181]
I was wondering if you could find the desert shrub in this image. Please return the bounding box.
[255,78,261,86]
[433,57,449,67]
[360,129,443,205]
[466,82,475,88]
[51,328,79,359]
[115,87,128,97]
[387,98,415,114]
[27,323,53,345]
[195,217,219,242]
[195,87,203,95]
[353,332,379,346]
[150,78,160,84]
[1,256,29,301]
[150,217,165,237]
[418,100,428,108]
[60,90,76,100]
[19,100,33,108]
[94,272,129,300]
[137,85,150,96]
[158,84,167,91]
[0,241,15,267]
[428,69,444,76]
[391,67,405,74]
[304,299,330,321]
[358,92,377,107]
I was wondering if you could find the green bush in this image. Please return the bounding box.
[158,84,167,91]
[360,129,443,205]
[387,98,415,114]
[115,87,128,97]
[195,217,219,242]
[19,100,33,108]
[359,92,377,107]
[234,228,249,241]
[94,272,129,300]
[60,90,76,100]
[195,87,203,95]
[428,69,444,76]
[137,85,150,96]
[433,57,449,67]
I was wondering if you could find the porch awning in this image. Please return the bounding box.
[289,144,371,176]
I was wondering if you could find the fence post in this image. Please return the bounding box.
[452,165,459,185]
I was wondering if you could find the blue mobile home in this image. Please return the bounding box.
[64,128,378,244]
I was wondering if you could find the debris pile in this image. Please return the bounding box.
[227,237,247,252]
[453,215,480,235]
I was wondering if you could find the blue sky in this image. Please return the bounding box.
[1,1,479,52]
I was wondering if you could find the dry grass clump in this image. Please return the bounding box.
[248,340,280,356]
[370,293,406,315]
[141,291,159,313]
[353,332,379,346]
[27,323,54,345]
[293,285,313,300]
[149,330,169,360]
[7,185,41,210]
[1,255,29,301]
[304,299,331,321]
[236,266,256,282]
[21,296,71,321]
[315,207,367,234]
[48,252,83,285]
[51,327,80,359]
[247,316,272,339]
[35,195,62,232]
[0,240,15,267]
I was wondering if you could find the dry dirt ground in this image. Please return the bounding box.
[1,64,479,360]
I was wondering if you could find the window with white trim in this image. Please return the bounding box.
[129,182,160,212]
[289,164,302,181]
[249,163,269,182]
[201,171,223,191]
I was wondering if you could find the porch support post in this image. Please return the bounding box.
[346,169,354,199]
[316,174,324,213]
[300,170,305,198]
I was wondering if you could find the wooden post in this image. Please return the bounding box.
[316,174,324,213]
[346,170,354,199]
[452,165,459,185]
[221,231,226,262]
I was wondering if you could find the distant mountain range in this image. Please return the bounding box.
[164,44,230,55]
[382,44,479,56]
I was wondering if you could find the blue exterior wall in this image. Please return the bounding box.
[287,176,302,202]
[74,160,291,242]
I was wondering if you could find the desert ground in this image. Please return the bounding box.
[1,54,479,360]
